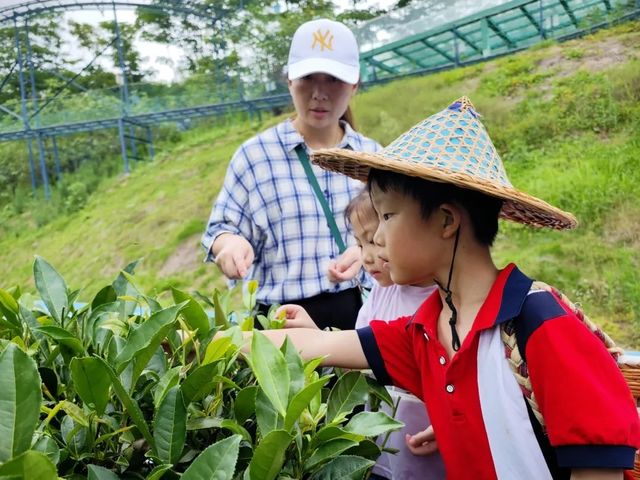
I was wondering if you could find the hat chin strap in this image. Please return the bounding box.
[434,227,462,352]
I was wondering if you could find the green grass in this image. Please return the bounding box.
[1,21,639,347]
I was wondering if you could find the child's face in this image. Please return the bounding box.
[370,183,443,287]
[350,210,393,287]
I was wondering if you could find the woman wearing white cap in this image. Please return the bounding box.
[202,18,382,329]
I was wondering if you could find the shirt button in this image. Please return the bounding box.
[446,384,455,393]
[439,356,446,365]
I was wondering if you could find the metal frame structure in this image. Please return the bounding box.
[0,0,239,198]
[1,0,639,199]
[360,0,640,82]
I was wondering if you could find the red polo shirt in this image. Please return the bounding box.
[357,264,640,479]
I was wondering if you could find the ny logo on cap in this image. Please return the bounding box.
[311,29,334,51]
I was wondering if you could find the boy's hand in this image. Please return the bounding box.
[405,425,439,456]
[275,304,319,329]
[328,245,362,282]
[212,233,254,279]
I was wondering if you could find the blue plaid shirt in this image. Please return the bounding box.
[202,118,382,304]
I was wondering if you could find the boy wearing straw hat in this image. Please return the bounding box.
[247,97,640,479]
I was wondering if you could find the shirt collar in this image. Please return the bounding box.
[411,263,533,336]
[279,117,359,153]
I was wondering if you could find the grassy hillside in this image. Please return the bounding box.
[2,21,639,347]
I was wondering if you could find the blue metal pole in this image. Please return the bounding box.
[52,136,62,181]
[14,15,37,191]
[118,118,130,174]
[113,3,130,113]
[128,123,138,161]
[24,18,50,199]
[539,0,546,39]
[146,126,154,160]
[113,2,131,172]
[453,35,460,66]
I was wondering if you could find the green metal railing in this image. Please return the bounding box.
[358,0,639,82]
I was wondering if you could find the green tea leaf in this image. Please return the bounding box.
[308,455,374,480]
[255,388,282,437]
[203,336,232,365]
[33,256,68,324]
[18,302,45,343]
[112,261,141,316]
[343,439,381,461]
[365,376,393,407]
[87,464,120,479]
[0,289,21,331]
[36,325,84,355]
[212,290,229,328]
[304,438,360,471]
[242,280,258,311]
[343,411,404,437]
[61,415,87,454]
[70,357,111,416]
[281,336,305,401]
[154,386,187,466]
[248,430,292,480]
[186,417,222,430]
[234,386,258,424]
[90,285,117,310]
[32,434,60,466]
[181,362,219,404]
[145,464,172,480]
[0,450,57,479]
[171,287,210,339]
[310,426,363,450]
[115,302,187,370]
[326,371,369,423]
[220,419,252,442]
[181,434,241,480]
[250,331,289,417]
[0,343,42,462]
[153,366,181,409]
[94,357,154,449]
[59,400,90,427]
[284,377,330,431]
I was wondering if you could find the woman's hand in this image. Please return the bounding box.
[328,245,362,282]
[212,234,255,279]
[275,304,319,329]
[405,425,439,456]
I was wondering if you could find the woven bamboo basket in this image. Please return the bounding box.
[619,358,640,479]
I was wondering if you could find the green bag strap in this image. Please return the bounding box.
[295,144,347,253]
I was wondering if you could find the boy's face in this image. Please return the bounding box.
[370,183,444,287]
[350,210,393,287]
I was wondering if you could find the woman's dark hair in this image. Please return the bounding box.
[344,187,376,227]
[368,169,503,246]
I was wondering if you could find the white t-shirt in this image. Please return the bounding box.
[356,284,436,328]
[356,283,445,480]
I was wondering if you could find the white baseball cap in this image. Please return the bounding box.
[287,18,360,85]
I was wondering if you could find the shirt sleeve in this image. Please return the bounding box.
[525,300,640,469]
[201,145,260,262]
[357,317,423,398]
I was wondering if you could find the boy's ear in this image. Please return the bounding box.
[439,204,461,238]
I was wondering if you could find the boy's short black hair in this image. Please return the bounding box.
[368,169,503,246]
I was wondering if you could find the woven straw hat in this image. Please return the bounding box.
[313,97,577,230]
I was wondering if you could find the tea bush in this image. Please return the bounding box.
[0,258,402,479]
